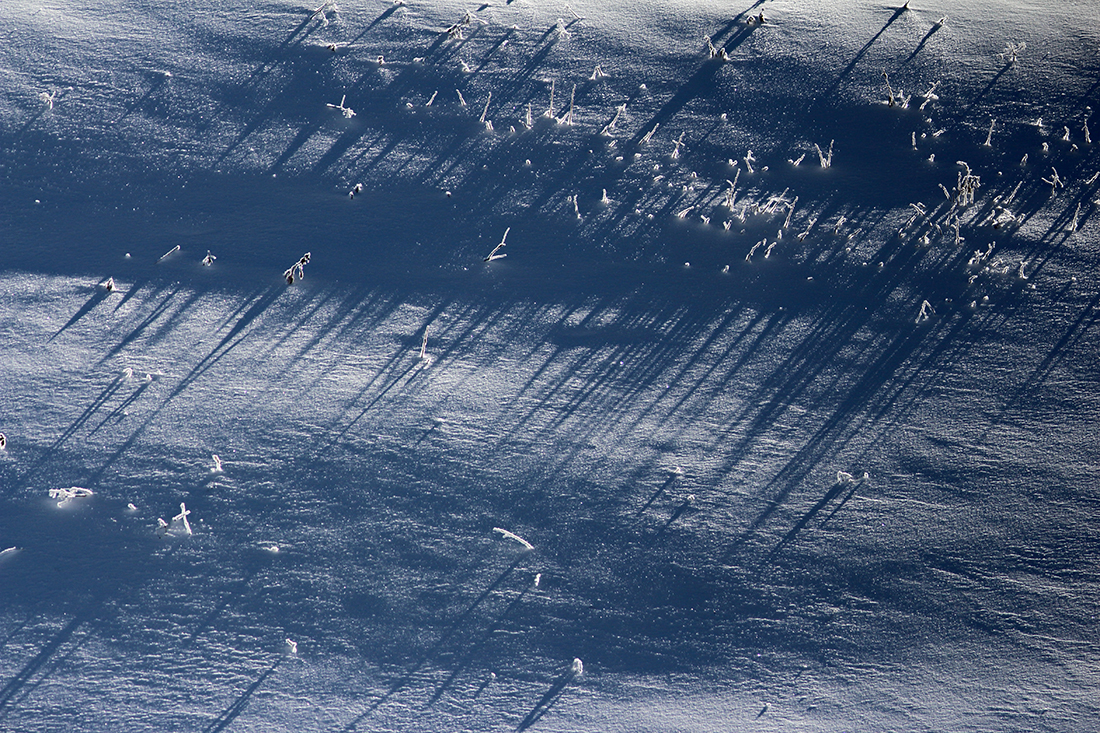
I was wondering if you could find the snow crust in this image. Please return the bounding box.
[2,1,1098,730]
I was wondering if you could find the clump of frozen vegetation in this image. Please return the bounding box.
[49,487,94,507]
[284,252,311,284]
[999,41,1026,64]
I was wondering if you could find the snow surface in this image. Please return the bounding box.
[2,0,1099,730]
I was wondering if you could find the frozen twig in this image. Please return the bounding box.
[600,103,625,135]
[493,527,534,550]
[326,94,355,118]
[1041,167,1064,196]
[173,502,193,536]
[484,228,509,261]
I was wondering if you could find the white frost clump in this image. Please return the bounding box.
[50,487,94,507]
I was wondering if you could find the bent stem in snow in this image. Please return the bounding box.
[493,527,534,550]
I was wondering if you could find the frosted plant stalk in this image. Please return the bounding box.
[919,81,940,111]
[173,503,192,535]
[558,85,576,125]
[284,252,311,284]
[211,454,223,474]
[159,244,181,262]
[479,91,492,126]
[983,119,995,147]
[671,132,686,159]
[600,104,625,135]
[493,527,534,550]
[484,228,509,261]
[915,300,934,324]
[814,140,833,168]
[1041,167,1064,196]
[326,94,355,118]
[641,123,659,145]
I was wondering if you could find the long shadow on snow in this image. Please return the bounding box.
[201,657,282,733]
[340,556,526,730]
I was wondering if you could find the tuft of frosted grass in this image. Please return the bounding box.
[202,250,216,265]
[285,638,298,655]
[640,123,659,145]
[999,41,1026,64]
[954,161,980,205]
[492,527,534,550]
[915,300,934,324]
[671,132,686,159]
[919,81,940,111]
[589,64,607,80]
[284,252,311,284]
[571,658,584,676]
[814,140,833,168]
[484,228,509,261]
[49,487,94,508]
[210,454,223,474]
[705,36,729,61]
[722,171,740,209]
[445,10,473,40]
[102,277,117,292]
